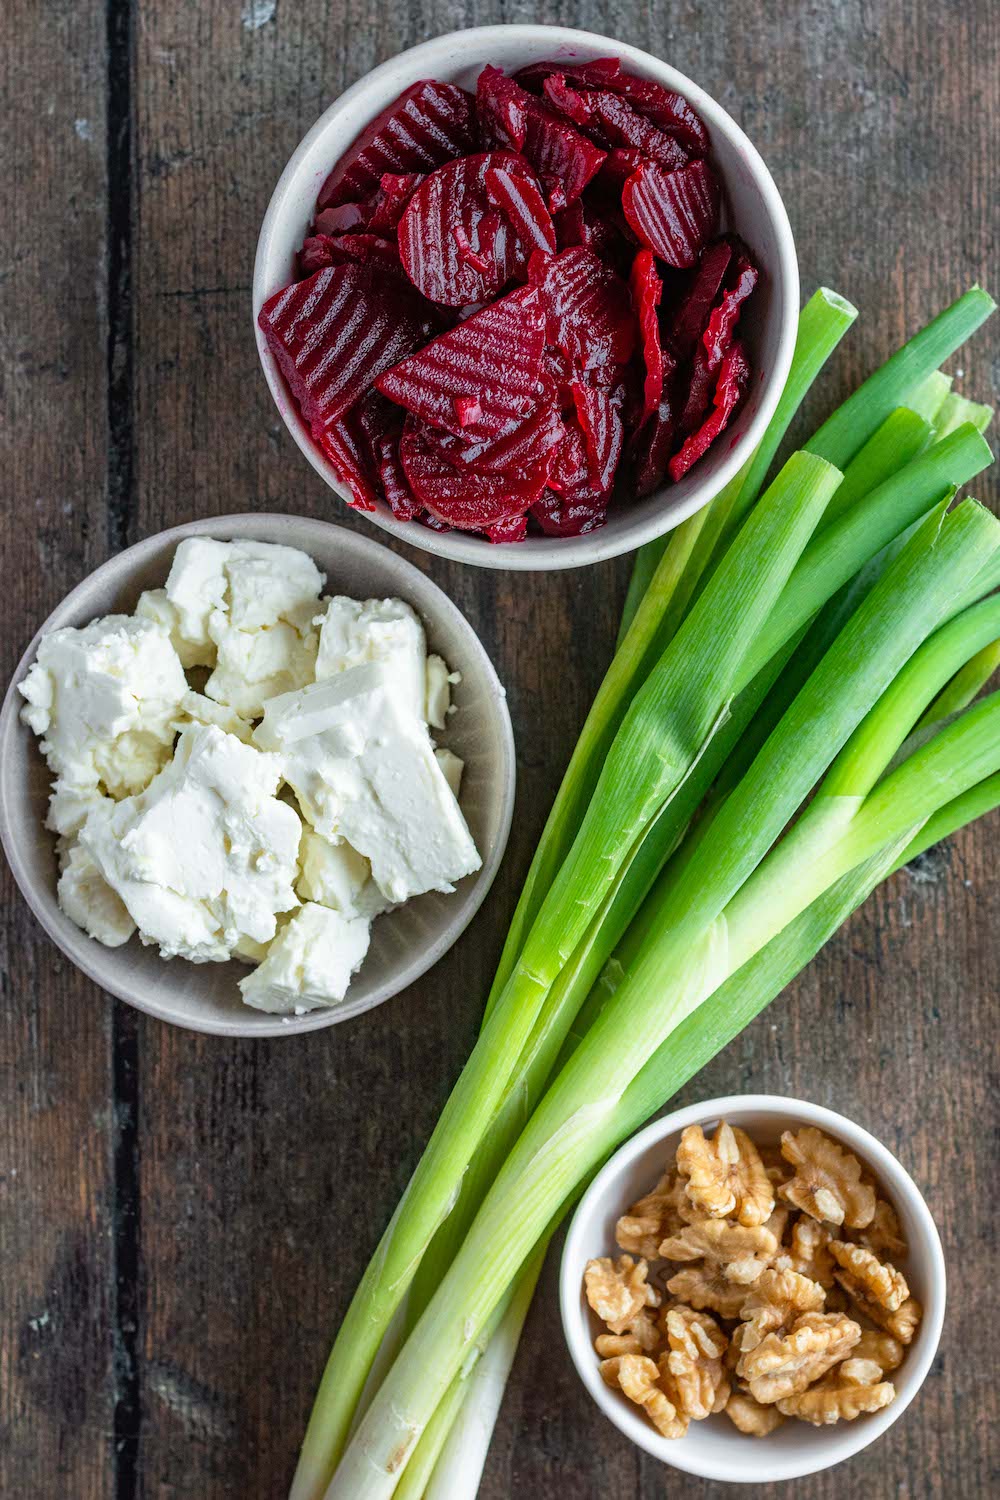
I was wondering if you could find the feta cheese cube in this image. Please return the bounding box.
[425,654,457,730]
[18,613,186,791]
[79,724,300,962]
[314,596,426,719]
[205,616,318,718]
[433,747,464,799]
[135,588,214,669]
[254,663,481,904]
[238,903,371,1013]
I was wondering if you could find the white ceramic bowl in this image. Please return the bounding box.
[560,1095,945,1483]
[254,25,799,571]
[0,515,515,1038]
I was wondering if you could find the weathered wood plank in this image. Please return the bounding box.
[0,2,116,1496]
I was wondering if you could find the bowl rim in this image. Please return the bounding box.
[252,23,800,572]
[559,1093,946,1483]
[0,513,517,1038]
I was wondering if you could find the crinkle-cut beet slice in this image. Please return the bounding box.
[604,75,709,157]
[299,232,405,280]
[375,432,421,520]
[679,246,759,432]
[418,509,452,533]
[366,172,425,233]
[317,388,396,512]
[586,92,689,172]
[632,392,677,497]
[314,202,369,235]
[529,247,636,370]
[541,75,595,128]
[515,56,623,92]
[531,489,608,536]
[400,417,549,529]
[318,81,476,208]
[476,64,529,150]
[571,382,625,493]
[668,238,734,357]
[486,513,529,543]
[485,165,556,255]
[258,264,434,431]
[622,157,720,269]
[433,402,565,474]
[397,150,538,305]
[629,249,664,428]
[376,285,546,443]
[521,98,607,212]
[669,339,749,481]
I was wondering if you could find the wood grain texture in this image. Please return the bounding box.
[0,3,117,1497]
[1,1,997,1498]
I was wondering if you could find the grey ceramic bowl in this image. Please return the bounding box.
[0,515,515,1037]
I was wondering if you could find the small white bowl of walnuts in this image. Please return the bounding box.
[559,1095,944,1483]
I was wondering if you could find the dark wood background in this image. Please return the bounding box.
[1,2,997,1496]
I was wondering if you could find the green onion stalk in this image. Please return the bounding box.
[290,286,996,1500]
[324,497,1000,1497]
[290,447,838,1500]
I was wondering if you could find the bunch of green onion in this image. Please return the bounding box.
[290,284,998,1500]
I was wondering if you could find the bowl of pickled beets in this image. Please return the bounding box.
[254,25,798,569]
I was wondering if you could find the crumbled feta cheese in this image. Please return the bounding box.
[18,614,186,791]
[238,903,371,1013]
[425,654,457,730]
[296,828,389,918]
[57,841,136,947]
[205,615,318,718]
[434,747,464,799]
[174,689,253,743]
[254,663,481,904]
[79,724,300,962]
[165,536,324,645]
[135,588,214,669]
[46,780,110,838]
[314,596,426,718]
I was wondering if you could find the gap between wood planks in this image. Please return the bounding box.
[106,0,142,1493]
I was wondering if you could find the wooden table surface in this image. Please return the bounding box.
[2,3,997,1496]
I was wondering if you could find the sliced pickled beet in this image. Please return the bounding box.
[375,433,421,520]
[669,339,749,481]
[604,75,709,157]
[476,65,529,150]
[432,402,565,474]
[418,510,452,533]
[397,151,537,305]
[621,157,720,269]
[376,285,546,443]
[571,382,625,493]
[632,395,677,496]
[521,99,606,211]
[299,233,404,279]
[366,172,425,233]
[529,247,636,370]
[486,513,528,543]
[314,202,368,235]
[318,81,475,208]
[669,238,734,357]
[630,249,664,428]
[258,264,434,433]
[554,200,633,275]
[541,75,595,128]
[515,57,623,92]
[586,92,689,172]
[400,417,550,529]
[317,389,397,513]
[485,165,556,254]
[680,246,758,431]
[531,488,608,536]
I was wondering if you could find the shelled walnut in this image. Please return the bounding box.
[583,1117,924,1443]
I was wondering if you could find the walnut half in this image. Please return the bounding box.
[779,1127,877,1229]
[676,1121,775,1227]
